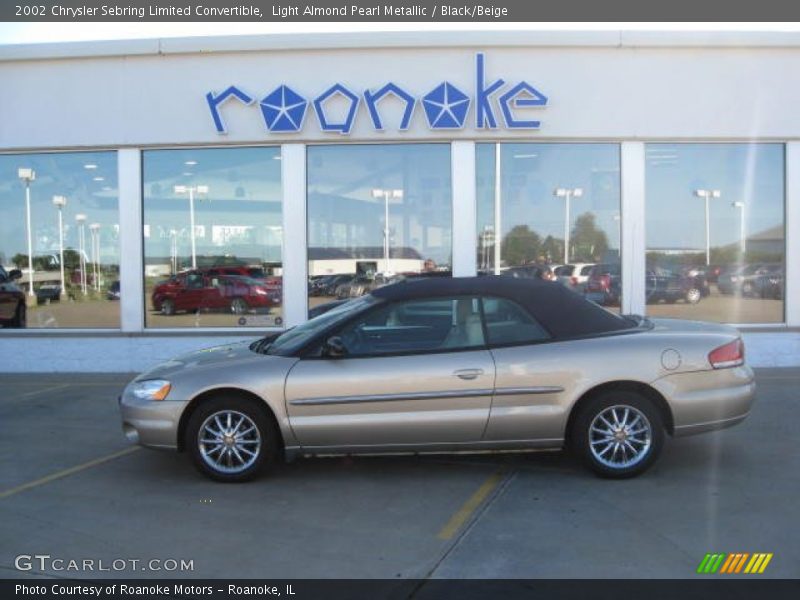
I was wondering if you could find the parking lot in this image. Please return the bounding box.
[1,369,797,580]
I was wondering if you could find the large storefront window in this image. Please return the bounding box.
[645,144,785,323]
[477,143,622,309]
[143,147,283,328]
[0,152,119,329]
[306,144,452,314]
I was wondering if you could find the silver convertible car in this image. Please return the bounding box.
[119,277,755,481]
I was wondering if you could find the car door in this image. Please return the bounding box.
[173,271,207,311]
[479,296,570,444]
[284,296,495,450]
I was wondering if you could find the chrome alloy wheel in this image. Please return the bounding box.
[198,410,261,474]
[588,405,652,469]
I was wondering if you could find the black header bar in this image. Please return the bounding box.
[4,0,800,22]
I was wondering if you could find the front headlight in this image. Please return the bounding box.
[131,379,172,401]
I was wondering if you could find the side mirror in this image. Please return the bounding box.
[323,336,347,358]
[8,269,22,281]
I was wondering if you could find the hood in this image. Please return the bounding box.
[138,340,262,379]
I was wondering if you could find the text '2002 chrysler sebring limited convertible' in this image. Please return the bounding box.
[119,277,755,481]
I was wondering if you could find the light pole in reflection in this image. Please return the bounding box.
[90,223,101,291]
[75,213,87,295]
[694,188,722,265]
[17,168,36,299]
[371,188,403,273]
[169,228,178,274]
[52,195,67,300]
[732,201,746,255]
[613,212,621,259]
[174,184,209,270]
[554,187,583,264]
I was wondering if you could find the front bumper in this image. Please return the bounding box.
[652,365,756,437]
[119,392,187,450]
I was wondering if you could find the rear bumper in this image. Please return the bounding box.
[652,365,756,437]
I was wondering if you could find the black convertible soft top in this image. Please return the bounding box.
[371,276,634,339]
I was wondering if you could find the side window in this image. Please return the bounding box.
[481,297,550,346]
[334,296,485,357]
[187,273,204,289]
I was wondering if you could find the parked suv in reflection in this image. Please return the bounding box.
[0,265,26,328]
[646,267,709,305]
[151,270,277,316]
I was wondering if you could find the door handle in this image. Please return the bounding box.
[454,368,484,380]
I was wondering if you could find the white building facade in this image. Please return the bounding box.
[0,31,798,371]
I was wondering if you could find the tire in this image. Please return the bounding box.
[685,288,702,304]
[230,298,248,315]
[185,396,279,483]
[161,298,175,316]
[570,391,665,479]
[742,282,754,296]
[10,302,26,328]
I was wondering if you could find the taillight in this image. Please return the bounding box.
[708,339,745,369]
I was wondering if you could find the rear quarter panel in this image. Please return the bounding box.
[484,326,737,443]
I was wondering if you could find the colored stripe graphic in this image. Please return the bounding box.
[697,552,772,574]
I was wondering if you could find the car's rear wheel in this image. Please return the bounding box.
[571,391,664,478]
[186,396,278,482]
[685,287,702,304]
[230,298,248,315]
[161,299,175,316]
[10,302,26,328]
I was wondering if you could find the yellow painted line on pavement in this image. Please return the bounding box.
[20,384,71,397]
[0,447,141,500]
[437,469,506,540]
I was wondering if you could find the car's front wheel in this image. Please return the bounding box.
[571,391,664,478]
[160,299,175,316]
[186,396,278,482]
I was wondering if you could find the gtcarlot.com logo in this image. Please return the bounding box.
[14,554,194,572]
[697,552,773,574]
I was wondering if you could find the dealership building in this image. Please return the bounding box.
[0,30,798,371]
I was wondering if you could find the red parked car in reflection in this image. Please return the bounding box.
[151,270,276,316]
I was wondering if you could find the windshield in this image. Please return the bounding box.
[263,295,378,356]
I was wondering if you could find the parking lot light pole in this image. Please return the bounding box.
[732,201,746,255]
[75,214,87,294]
[174,184,209,270]
[52,195,67,300]
[554,187,583,264]
[371,188,403,274]
[90,222,101,291]
[17,168,36,298]
[694,188,722,265]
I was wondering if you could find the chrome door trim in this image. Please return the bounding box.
[493,386,565,396]
[290,388,495,406]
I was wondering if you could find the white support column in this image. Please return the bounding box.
[281,144,308,328]
[786,143,800,326]
[621,142,646,316]
[118,148,144,332]
[451,141,477,277]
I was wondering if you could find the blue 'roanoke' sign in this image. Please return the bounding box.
[206,53,547,135]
